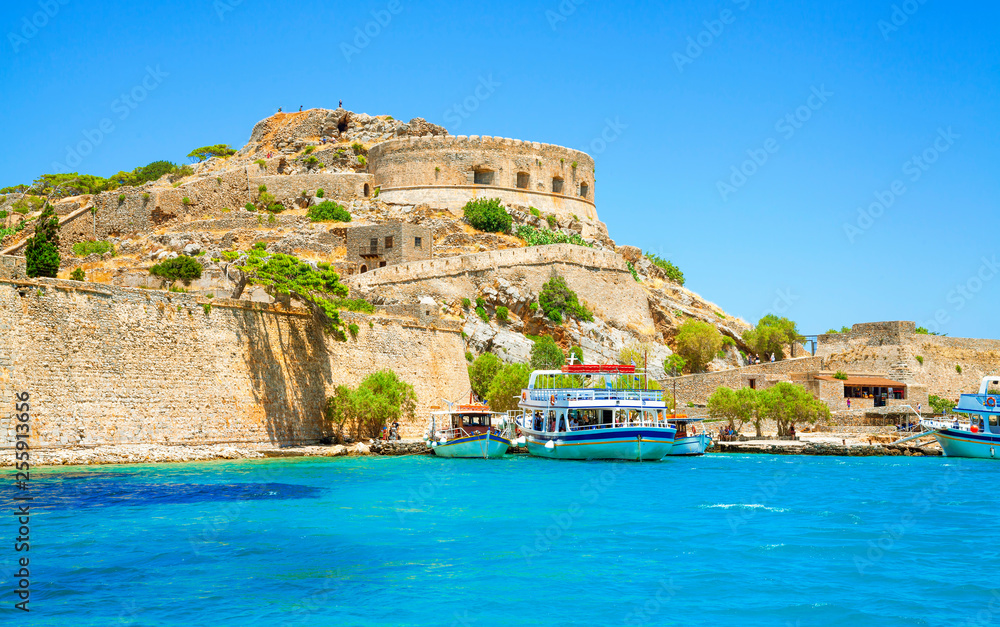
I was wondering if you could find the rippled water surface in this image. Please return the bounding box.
[2,454,997,626]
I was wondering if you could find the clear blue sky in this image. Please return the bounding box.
[3,0,998,338]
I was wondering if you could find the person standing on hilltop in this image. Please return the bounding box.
[339,99,343,108]
[278,107,282,113]
[299,105,303,112]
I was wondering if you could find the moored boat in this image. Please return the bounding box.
[516,364,676,461]
[920,376,1000,459]
[664,415,712,456]
[425,404,514,459]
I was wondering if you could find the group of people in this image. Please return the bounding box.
[744,353,777,366]
[718,425,740,441]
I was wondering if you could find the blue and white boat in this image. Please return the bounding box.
[921,376,1000,459]
[516,365,676,461]
[426,404,514,459]
[664,415,712,456]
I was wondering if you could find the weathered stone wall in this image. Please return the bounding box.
[817,321,1000,400]
[345,223,432,274]
[657,357,824,404]
[251,173,374,206]
[349,244,655,334]
[369,135,598,221]
[0,278,469,449]
[0,255,25,280]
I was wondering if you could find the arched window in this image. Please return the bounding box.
[364,183,370,197]
[552,177,564,194]
[580,182,589,198]
[516,172,530,189]
[360,264,368,274]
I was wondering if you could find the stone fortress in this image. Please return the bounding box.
[1,106,997,453]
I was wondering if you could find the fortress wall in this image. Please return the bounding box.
[349,244,657,335]
[369,135,598,221]
[0,278,469,448]
[0,255,25,280]
[656,357,824,405]
[378,185,598,221]
[817,321,1000,400]
[250,173,373,207]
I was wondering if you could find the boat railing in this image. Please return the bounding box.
[526,388,664,403]
[520,417,675,432]
[960,394,1000,411]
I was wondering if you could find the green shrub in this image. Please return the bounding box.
[351,142,366,155]
[571,161,578,169]
[255,159,267,169]
[915,355,924,365]
[463,198,511,233]
[475,297,485,308]
[25,204,59,278]
[316,189,325,198]
[268,213,277,224]
[307,201,352,223]
[476,306,489,322]
[150,256,203,285]
[0,210,7,220]
[496,306,509,322]
[466,351,474,362]
[182,197,192,206]
[187,144,236,162]
[929,395,956,414]
[514,225,591,248]
[304,146,315,155]
[530,335,565,370]
[545,214,557,229]
[644,253,685,285]
[266,203,284,214]
[70,267,86,281]
[462,297,471,308]
[915,327,929,334]
[627,261,640,282]
[538,275,593,324]
[357,155,367,166]
[833,370,848,380]
[71,240,114,257]
[529,302,538,312]
[118,193,126,203]
[142,193,151,201]
[715,312,726,319]
[258,184,267,193]
[348,323,359,339]
[202,303,212,315]
[168,165,193,182]
[529,207,541,217]
[956,364,963,374]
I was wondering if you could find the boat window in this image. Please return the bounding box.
[990,416,1000,433]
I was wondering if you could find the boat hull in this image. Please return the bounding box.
[432,433,511,458]
[932,428,1000,459]
[524,428,675,461]
[665,433,711,456]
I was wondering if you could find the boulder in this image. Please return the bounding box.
[617,245,642,264]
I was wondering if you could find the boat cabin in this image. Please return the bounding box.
[432,405,497,439]
[954,376,1000,418]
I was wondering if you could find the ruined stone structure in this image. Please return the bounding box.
[344,222,432,275]
[368,135,598,221]
[0,277,470,448]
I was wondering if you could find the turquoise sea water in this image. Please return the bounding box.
[2,454,998,626]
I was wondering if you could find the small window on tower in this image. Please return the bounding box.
[385,236,393,249]
[516,172,529,189]
[414,236,422,248]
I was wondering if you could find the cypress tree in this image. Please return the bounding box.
[25,203,60,278]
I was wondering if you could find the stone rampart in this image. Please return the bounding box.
[0,255,26,280]
[657,357,825,404]
[0,278,469,448]
[251,173,374,206]
[369,135,598,221]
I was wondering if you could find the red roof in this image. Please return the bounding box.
[561,364,636,374]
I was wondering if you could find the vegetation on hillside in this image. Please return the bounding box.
[463,198,511,233]
[72,240,115,257]
[22,161,193,199]
[486,363,531,412]
[468,353,502,401]
[929,395,956,414]
[675,319,722,373]
[324,370,416,442]
[187,144,236,162]
[307,200,352,223]
[515,225,591,248]
[742,314,803,362]
[25,203,60,278]
[150,256,203,285]
[644,252,685,285]
[538,275,593,324]
[530,335,565,370]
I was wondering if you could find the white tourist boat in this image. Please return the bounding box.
[516,365,677,461]
[425,404,515,459]
[664,415,712,456]
[919,376,1000,459]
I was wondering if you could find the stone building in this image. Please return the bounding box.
[367,135,598,222]
[344,222,433,275]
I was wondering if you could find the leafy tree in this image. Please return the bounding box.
[530,335,565,370]
[707,386,760,435]
[307,200,352,222]
[486,363,531,412]
[538,275,593,324]
[644,252,685,285]
[468,353,503,401]
[70,267,86,281]
[663,354,687,377]
[324,370,417,440]
[675,320,722,373]
[569,346,584,364]
[758,382,830,437]
[514,225,592,248]
[187,144,237,162]
[929,395,956,414]
[32,173,110,197]
[742,314,804,362]
[130,160,179,185]
[25,203,60,278]
[462,198,512,233]
[150,256,203,285]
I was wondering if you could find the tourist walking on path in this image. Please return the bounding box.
[847,398,851,409]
